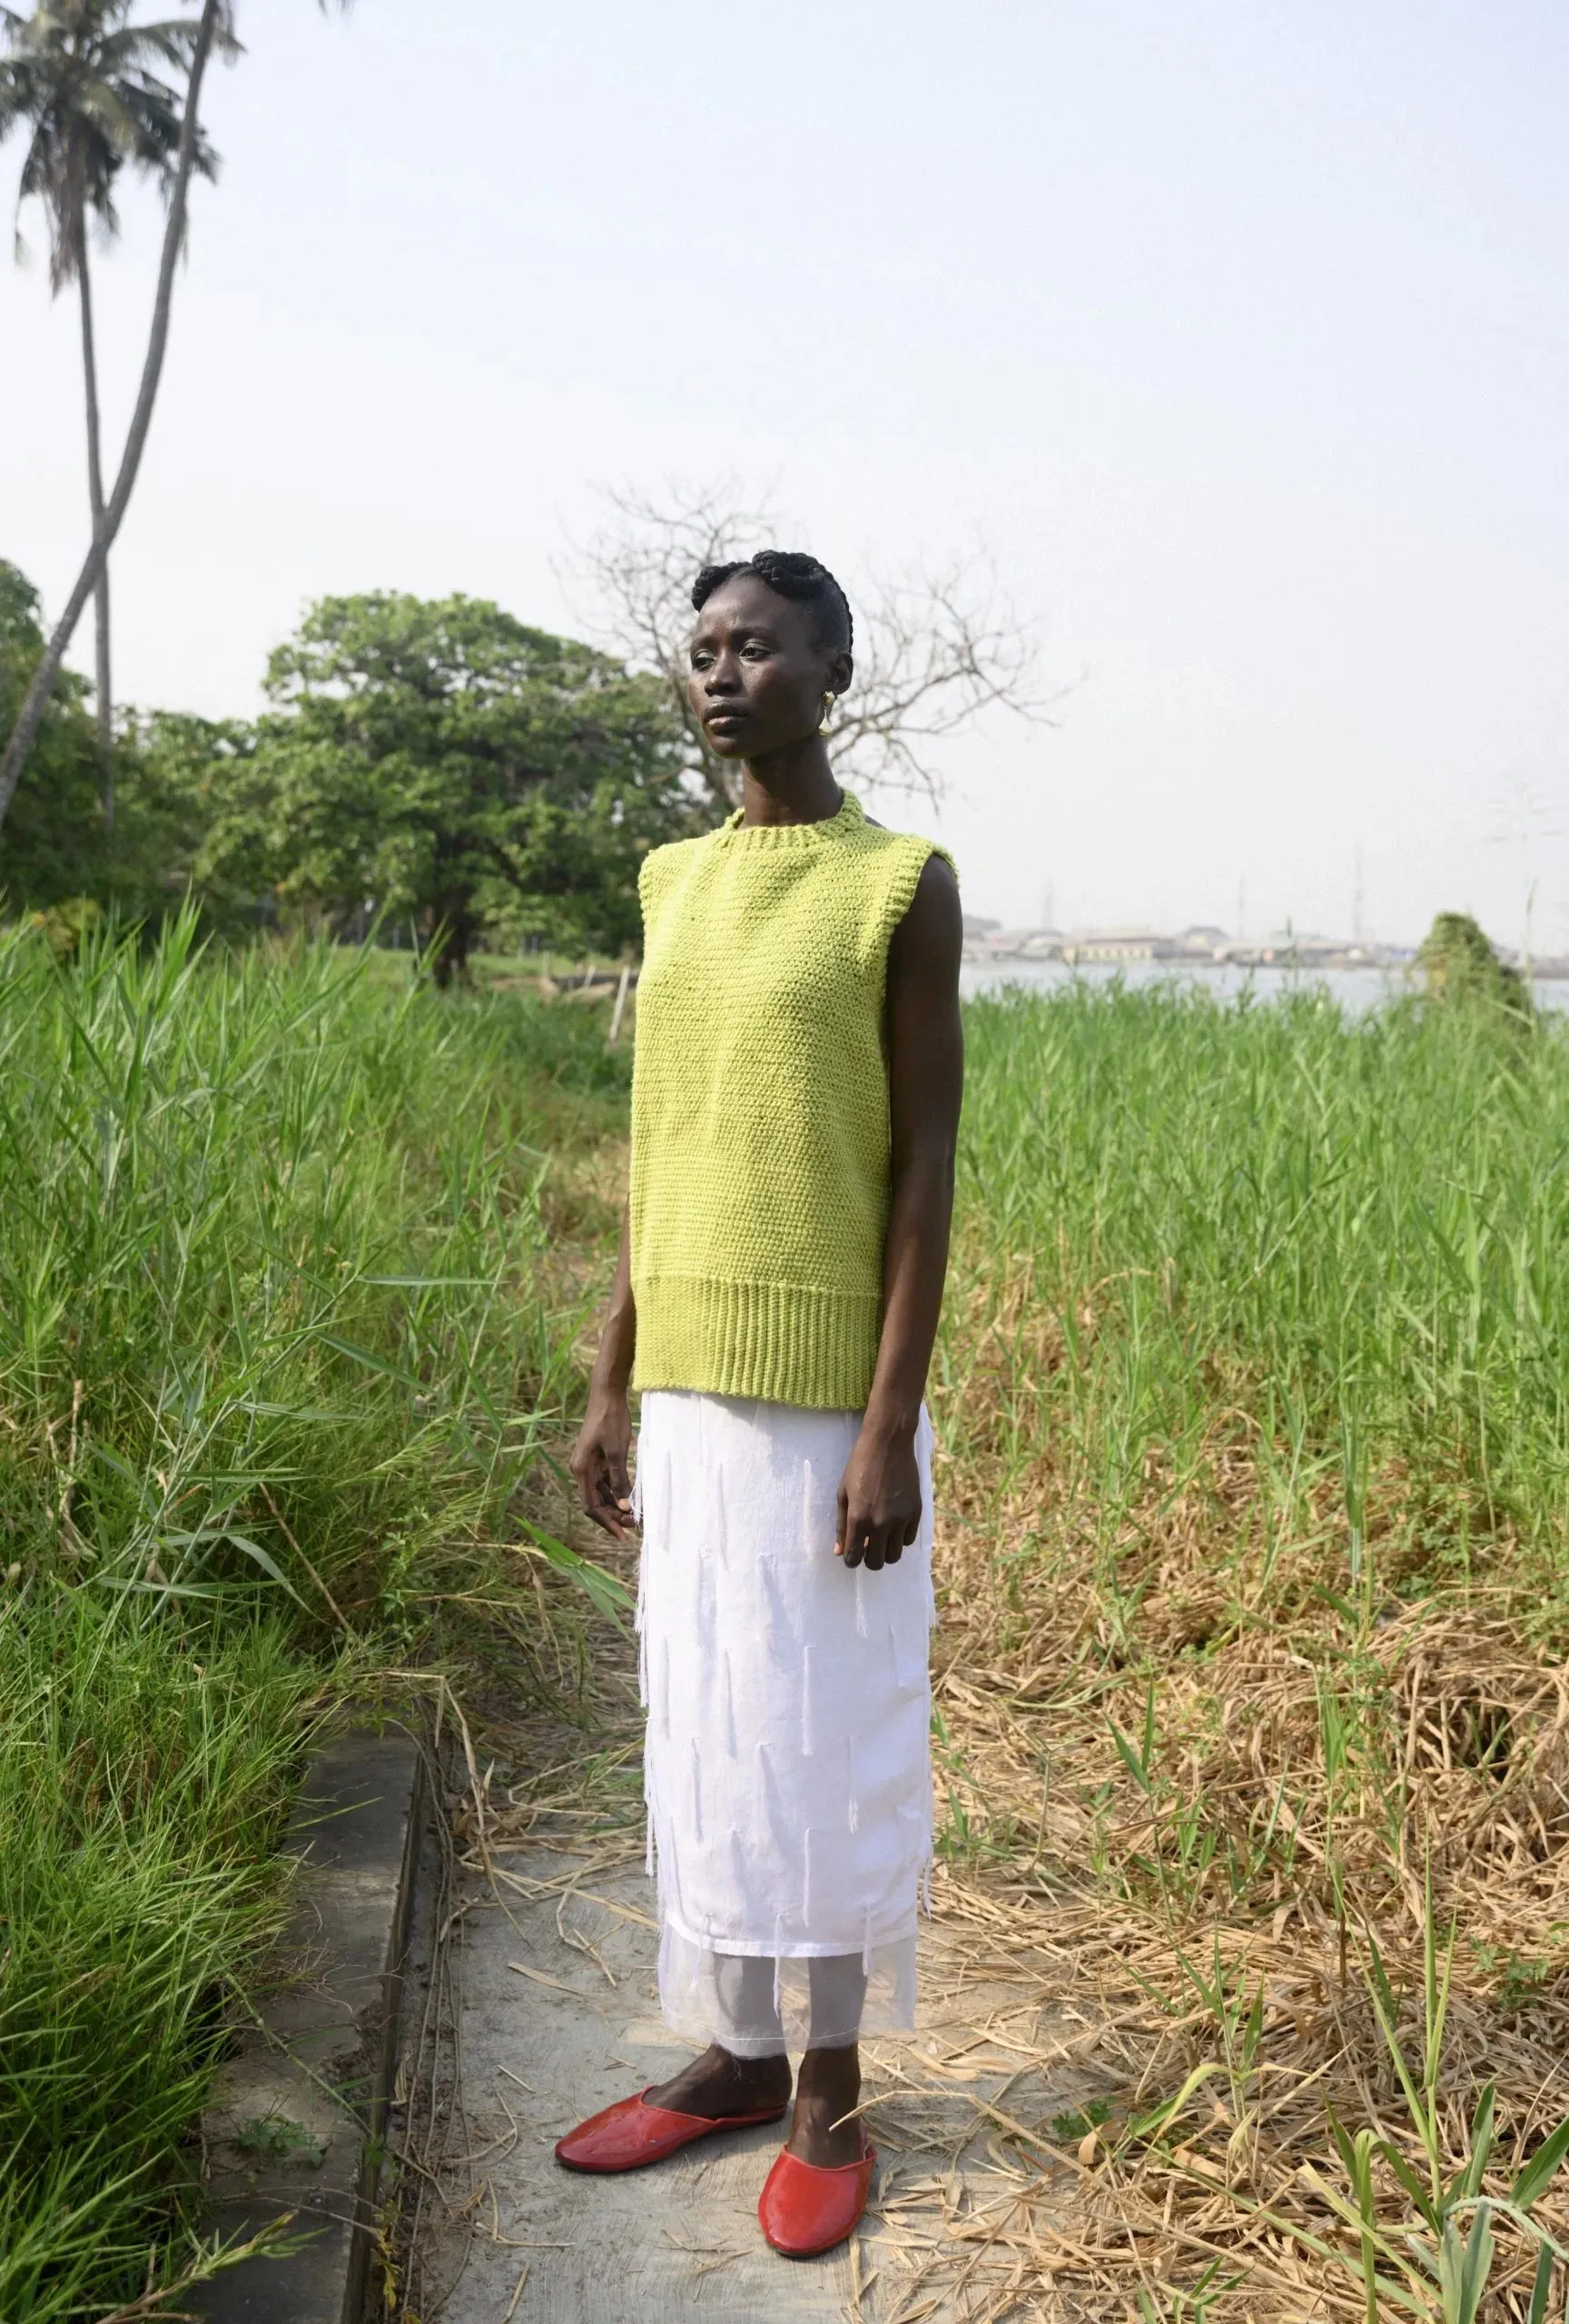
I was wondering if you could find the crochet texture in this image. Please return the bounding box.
[630,790,953,1410]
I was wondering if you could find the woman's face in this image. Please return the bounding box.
[686,573,852,760]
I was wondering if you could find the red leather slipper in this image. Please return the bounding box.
[555,2087,788,2174]
[757,2134,877,2257]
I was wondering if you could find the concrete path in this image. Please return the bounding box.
[424,1831,1081,2323]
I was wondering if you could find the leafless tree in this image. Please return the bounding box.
[565,478,1048,812]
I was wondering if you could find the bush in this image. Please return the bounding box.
[1416,910,1532,1023]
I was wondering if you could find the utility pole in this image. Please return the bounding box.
[1351,850,1365,946]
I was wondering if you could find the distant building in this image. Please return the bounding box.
[962,917,1426,975]
[1061,928,1167,963]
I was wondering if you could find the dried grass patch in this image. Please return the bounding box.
[909,1368,1569,2319]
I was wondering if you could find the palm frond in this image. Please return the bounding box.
[1,0,226,271]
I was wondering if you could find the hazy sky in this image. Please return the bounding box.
[5,1,1569,944]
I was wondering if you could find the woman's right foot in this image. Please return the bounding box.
[648,2042,792,2120]
[556,2049,790,2174]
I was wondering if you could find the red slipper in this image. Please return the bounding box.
[555,2087,788,2174]
[757,2134,877,2257]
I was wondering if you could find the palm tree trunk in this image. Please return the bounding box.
[75,216,113,834]
[0,0,223,834]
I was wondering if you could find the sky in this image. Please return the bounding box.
[5,0,1569,946]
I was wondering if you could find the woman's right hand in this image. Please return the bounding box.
[569,1387,637,1539]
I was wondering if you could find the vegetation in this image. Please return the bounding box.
[573,476,1043,806]
[926,980,1569,2318]
[0,556,224,920]
[6,910,1569,2319]
[0,0,350,828]
[210,591,713,980]
[0,915,625,2317]
[1418,908,1534,1023]
[0,558,104,896]
[1,563,716,964]
[0,0,220,814]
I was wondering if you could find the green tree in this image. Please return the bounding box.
[0,555,229,922]
[118,704,257,922]
[0,0,219,826]
[210,592,714,982]
[0,556,103,901]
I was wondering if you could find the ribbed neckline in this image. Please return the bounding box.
[718,789,863,848]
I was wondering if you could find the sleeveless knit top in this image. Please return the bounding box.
[629,791,953,1410]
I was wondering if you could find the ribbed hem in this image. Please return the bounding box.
[632,1274,880,1410]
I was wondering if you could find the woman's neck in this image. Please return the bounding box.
[738,736,843,827]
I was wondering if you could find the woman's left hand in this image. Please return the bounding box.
[836,1418,922,1571]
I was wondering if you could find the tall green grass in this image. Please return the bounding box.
[0,1604,310,2319]
[948,981,1569,1587]
[14,940,1567,2318]
[0,913,622,2318]
[939,980,1569,2321]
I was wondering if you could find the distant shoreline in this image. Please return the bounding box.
[964,937,1568,979]
[961,956,1569,1010]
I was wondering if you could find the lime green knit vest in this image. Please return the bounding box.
[630,791,952,1410]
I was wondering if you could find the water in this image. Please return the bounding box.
[961,957,1569,1013]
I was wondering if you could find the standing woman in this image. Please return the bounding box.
[559,551,963,2260]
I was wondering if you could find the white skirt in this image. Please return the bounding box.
[635,1392,935,2054]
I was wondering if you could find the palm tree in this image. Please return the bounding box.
[0,1,219,832]
[0,2,348,842]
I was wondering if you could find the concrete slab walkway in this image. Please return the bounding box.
[424,1827,1080,2323]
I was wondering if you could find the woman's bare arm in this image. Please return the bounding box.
[837,853,964,1570]
[569,1210,639,1538]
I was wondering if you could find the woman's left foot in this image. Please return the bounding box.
[758,2134,877,2258]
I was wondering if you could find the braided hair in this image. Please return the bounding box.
[690,550,854,655]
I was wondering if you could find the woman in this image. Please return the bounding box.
[558,549,963,2260]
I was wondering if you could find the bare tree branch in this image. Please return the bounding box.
[562,477,1052,811]
[561,478,776,810]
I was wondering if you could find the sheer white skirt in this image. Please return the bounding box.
[635,1392,934,2057]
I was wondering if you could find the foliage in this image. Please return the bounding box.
[0,558,240,918]
[0,556,104,899]
[0,914,624,2314]
[0,0,214,291]
[0,1599,311,2319]
[126,705,262,921]
[204,591,715,979]
[1,565,714,954]
[2,0,226,791]
[1416,910,1532,1023]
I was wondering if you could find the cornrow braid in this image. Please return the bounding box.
[691,549,854,655]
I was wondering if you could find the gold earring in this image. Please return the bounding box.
[819,692,836,736]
